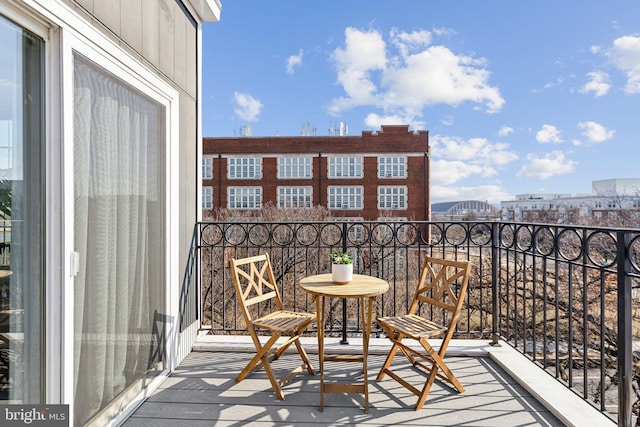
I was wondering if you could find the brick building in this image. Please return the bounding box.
[202,125,430,221]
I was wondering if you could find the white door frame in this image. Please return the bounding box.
[59,31,180,426]
[2,3,182,422]
[0,0,60,404]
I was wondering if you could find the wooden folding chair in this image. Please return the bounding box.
[376,256,472,410]
[229,253,315,399]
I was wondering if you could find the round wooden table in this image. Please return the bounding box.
[299,273,389,413]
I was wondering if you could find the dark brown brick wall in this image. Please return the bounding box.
[203,125,430,220]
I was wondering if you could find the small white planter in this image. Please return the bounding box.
[332,263,353,284]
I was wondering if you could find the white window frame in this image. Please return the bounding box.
[228,186,263,210]
[277,156,312,179]
[328,156,363,178]
[202,156,214,179]
[277,186,313,208]
[378,186,407,210]
[378,156,407,178]
[202,186,213,209]
[328,186,363,210]
[228,157,262,179]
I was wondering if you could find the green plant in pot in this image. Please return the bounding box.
[331,250,353,284]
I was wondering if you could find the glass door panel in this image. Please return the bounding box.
[72,54,166,426]
[0,14,44,404]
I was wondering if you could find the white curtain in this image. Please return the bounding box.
[73,57,165,426]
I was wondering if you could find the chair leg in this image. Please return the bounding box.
[236,334,280,382]
[261,353,286,400]
[414,337,465,410]
[237,333,286,400]
[415,366,438,410]
[421,338,464,392]
[376,341,401,381]
[293,335,315,375]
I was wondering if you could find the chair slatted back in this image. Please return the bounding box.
[230,253,284,325]
[409,257,472,323]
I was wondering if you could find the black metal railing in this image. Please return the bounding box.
[180,220,640,426]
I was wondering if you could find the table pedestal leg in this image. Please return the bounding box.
[361,296,374,413]
[316,293,375,413]
[317,295,325,411]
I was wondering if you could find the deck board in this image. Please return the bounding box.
[123,349,565,426]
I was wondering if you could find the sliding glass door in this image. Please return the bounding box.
[0,14,45,404]
[72,54,167,426]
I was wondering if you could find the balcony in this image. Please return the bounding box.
[133,221,639,425]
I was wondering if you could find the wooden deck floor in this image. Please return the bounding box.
[123,340,569,427]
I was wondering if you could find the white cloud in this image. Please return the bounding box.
[428,133,517,203]
[441,115,454,126]
[432,26,456,38]
[580,71,610,97]
[364,113,425,130]
[574,121,615,145]
[516,151,575,179]
[431,160,484,185]
[329,27,387,113]
[389,28,432,58]
[536,124,563,144]
[328,27,505,118]
[286,49,304,75]
[431,135,517,166]
[430,184,511,205]
[498,126,514,137]
[383,45,504,113]
[542,77,563,90]
[607,35,640,94]
[233,92,263,122]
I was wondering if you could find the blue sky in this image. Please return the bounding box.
[202,1,640,205]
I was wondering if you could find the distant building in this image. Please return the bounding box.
[202,125,430,221]
[431,200,501,220]
[501,179,640,223]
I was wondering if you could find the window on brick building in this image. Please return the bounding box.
[278,156,312,179]
[378,186,407,209]
[202,186,213,209]
[228,186,262,209]
[277,186,313,208]
[328,156,363,178]
[202,156,214,179]
[228,157,262,179]
[378,156,406,178]
[328,186,363,209]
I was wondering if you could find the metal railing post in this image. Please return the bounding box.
[340,221,349,345]
[491,222,500,346]
[617,230,633,427]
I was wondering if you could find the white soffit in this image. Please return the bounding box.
[185,0,222,22]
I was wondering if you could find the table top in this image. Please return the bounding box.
[299,273,389,298]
